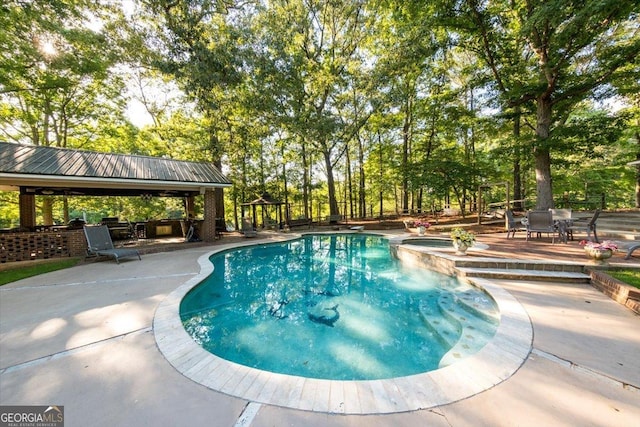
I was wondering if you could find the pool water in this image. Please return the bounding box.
[180,234,498,381]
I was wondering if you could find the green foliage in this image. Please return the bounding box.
[1,0,638,226]
[607,270,640,289]
[0,258,81,286]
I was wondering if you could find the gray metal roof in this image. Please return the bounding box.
[0,142,231,196]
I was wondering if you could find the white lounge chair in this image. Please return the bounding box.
[84,225,141,264]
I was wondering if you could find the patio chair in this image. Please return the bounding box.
[505,210,526,239]
[84,225,141,264]
[567,210,600,242]
[526,210,558,243]
[550,208,573,242]
[550,208,572,221]
[241,217,257,238]
[625,242,640,260]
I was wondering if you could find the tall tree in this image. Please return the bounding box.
[140,0,247,216]
[448,0,640,209]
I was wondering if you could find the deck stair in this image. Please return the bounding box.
[453,258,591,283]
[592,211,640,241]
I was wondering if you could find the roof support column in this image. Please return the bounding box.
[202,189,217,242]
[19,194,36,230]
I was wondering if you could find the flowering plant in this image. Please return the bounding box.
[404,219,431,229]
[580,240,618,251]
[450,227,475,246]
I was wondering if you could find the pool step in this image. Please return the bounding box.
[419,291,499,368]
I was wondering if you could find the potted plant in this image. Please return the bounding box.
[403,219,431,235]
[415,220,431,236]
[580,240,618,264]
[450,227,475,255]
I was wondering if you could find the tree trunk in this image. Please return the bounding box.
[534,96,555,209]
[513,109,523,210]
[42,197,54,225]
[63,197,69,223]
[323,148,340,216]
[208,127,225,220]
[635,130,640,208]
[302,142,311,219]
[346,148,353,219]
[401,95,412,214]
[358,133,366,218]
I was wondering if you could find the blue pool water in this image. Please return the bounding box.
[180,234,498,380]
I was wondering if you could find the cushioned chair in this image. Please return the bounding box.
[567,210,600,242]
[505,210,526,239]
[84,225,141,264]
[526,210,558,243]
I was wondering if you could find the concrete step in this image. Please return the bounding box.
[596,230,640,241]
[572,211,639,237]
[457,267,591,283]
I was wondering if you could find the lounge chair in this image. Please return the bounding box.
[505,210,526,239]
[567,210,600,242]
[84,225,141,264]
[241,217,257,237]
[526,210,558,243]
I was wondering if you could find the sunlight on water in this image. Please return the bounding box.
[180,234,498,380]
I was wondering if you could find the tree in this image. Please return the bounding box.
[0,0,130,224]
[449,0,640,209]
[139,0,247,217]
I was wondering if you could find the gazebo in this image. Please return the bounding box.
[241,193,285,229]
[0,142,231,262]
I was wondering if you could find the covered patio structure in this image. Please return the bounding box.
[241,192,285,230]
[0,142,231,262]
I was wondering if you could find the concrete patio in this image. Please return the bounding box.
[1,231,638,426]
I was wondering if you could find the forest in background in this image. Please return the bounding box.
[1,0,639,228]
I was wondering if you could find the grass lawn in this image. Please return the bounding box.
[0,258,81,286]
[608,269,640,289]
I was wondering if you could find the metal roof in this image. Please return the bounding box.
[0,142,231,196]
[243,192,284,205]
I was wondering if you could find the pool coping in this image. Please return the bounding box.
[153,233,533,415]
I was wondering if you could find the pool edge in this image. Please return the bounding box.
[153,234,533,415]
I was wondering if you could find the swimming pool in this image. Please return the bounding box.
[154,232,533,414]
[180,234,499,380]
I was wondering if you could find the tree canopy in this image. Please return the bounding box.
[1,0,638,226]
